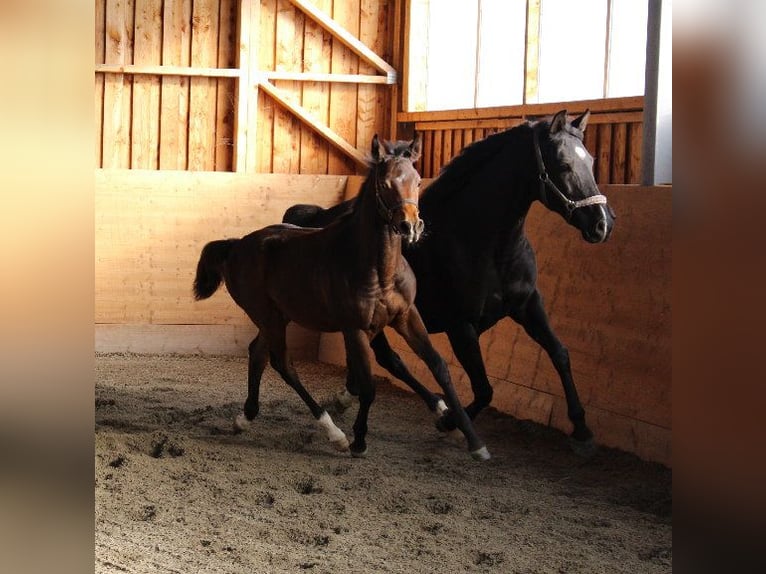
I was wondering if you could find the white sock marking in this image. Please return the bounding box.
[234,413,250,431]
[317,412,349,451]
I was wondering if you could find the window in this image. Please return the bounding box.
[407,0,648,111]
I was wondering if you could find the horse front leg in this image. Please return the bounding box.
[336,333,447,420]
[514,289,595,454]
[342,330,376,457]
[393,308,490,461]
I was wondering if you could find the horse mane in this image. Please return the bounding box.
[421,122,535,203]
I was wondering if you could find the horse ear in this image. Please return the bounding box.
[571,109,590,133]
[409,133,422,162]
[550,110,568,134]
[371,134,386,162]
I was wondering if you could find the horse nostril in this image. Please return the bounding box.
[596,219,607,236]
[399,220,413,235]
[415,219,424,235]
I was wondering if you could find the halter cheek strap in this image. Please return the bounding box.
[532,129,607,219]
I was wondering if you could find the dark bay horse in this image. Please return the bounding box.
[283,110,615,453]
[193,135,490,460]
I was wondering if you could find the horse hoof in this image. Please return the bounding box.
[470,446,491,461]
[335,390,354,410]
[233,414,250,433]
[331,436,350,452]
[350,441,367,458]
[568,436,597,458]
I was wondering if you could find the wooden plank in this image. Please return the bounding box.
[272,0,304,173]
[524,0,542,103]
[95,0,106,167]
[452,129,463,158]
[102,0,134,168]
[442,129,453,167]
[95,323,318,359]
[596,123,613,184]
[160,0,192,170]
[397,95,645,123]
[96,170,350,325]
[287,0,396,81]
[259,80,368,167]
[583,122,598,157]
[234,0,252,172]
[611,122,628,184]
[263,71,389,84]
[357,0,388,160]
[432,130,443,176]
[328,0,360,174]
[131,0,163,169]
[215,0,237,171]
[97,63,241,77]
[462,128,474,148]
[299,0,332,175]
[626,122,643,184]
[257,0,277,173]
[422,130,433,177]
[414,117,524,132]
[389,0,403,138]
[188,0,220,171]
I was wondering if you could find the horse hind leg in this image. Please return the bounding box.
[234,334,268,433]
[267,326,349,453]
[343,330,378,457]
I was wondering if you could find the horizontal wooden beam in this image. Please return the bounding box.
[96,64,241,78]
[96,66,394,86]
[287,0,397,82]
[258,80,368,167]
[415,118,525,131]
[261,71,392,84]
[398,96,644,123]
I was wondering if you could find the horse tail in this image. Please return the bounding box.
[193,239,236,300]
[282,204,324,226]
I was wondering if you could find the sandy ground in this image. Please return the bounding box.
[95,354,671,574]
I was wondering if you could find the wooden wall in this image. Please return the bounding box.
[95,0,395,174]
[318,184,672,466]
[402,96,644,184]
[95,170,353,356]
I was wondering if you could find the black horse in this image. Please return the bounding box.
[283,110,615,452]
[194,135,489,460]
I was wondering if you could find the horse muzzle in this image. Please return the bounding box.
[397,217,425,245]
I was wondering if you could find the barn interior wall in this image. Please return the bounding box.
[318,184,672,466]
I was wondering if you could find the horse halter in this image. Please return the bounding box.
[532,128,607,220]
[373,163,419,231]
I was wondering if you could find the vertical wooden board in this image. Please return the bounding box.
[463,128,474,148]
[452,129,463,158]
[596,123,612,184]
[626,122,643,183]
[257,0,278,173]
[422,130,433,177]
[432,130,443,175]
[328,0,361,175]
[103,0,135,168]
[131,0,162,169]
[524,0,542,103]
[583,122,598,157]
[272,1,304,173]
[611,122,627,184]
[188,0,220,171]
[160,0,192,170]
[300,0,332,174]
[215,0,237,171]
[95,0,106,167]
[357,0,389,160]
[442,129,452,166]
